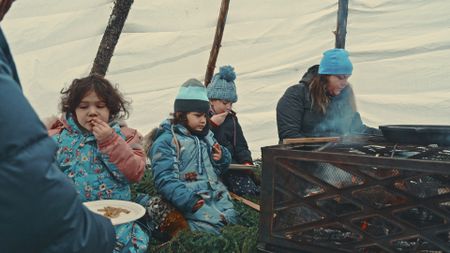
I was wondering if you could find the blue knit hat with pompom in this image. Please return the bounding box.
[207,65,238,103]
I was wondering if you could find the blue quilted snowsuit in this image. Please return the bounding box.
[148,120,237,234]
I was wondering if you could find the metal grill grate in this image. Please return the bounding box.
[258,137,450,253]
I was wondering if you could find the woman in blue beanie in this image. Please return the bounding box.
[276,48,379,142]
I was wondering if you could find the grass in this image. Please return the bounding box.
[131,160,262,253]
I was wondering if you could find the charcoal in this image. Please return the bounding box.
[392,238,443,252]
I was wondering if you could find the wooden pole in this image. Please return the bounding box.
[335,0,349,49]
[282,137,340,145]
[91,0,134,76]
[204,0,231,86]
[230,192,260,212]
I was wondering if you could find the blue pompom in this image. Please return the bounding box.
[218,65,236,82]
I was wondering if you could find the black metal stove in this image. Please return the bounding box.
[258,136,450,253]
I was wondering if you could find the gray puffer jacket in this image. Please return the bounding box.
[276,65,379,142]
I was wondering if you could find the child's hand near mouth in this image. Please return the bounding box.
[91,118,114,141]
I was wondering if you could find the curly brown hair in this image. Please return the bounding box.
[59,74,130,121]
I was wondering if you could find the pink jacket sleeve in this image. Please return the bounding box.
[97,127,146,183]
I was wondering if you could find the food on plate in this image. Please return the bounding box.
[97,206,130,218]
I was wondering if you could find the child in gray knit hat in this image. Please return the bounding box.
[207,66,259,196]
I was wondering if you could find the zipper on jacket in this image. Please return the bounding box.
[193,136,203,174]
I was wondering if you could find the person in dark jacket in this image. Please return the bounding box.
[207,65,259,196]
[276,48,380,143]
[0,1,115,252]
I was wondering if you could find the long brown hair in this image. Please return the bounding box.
[308,74,357,114]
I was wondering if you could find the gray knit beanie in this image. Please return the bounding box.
[207,65,238,103]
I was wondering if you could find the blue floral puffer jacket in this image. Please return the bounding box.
[148,120,237,234]
[50,115,149,253]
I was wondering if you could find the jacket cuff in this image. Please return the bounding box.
[97,131,117,149]
[208,118,219,128]
[186,195,203,213]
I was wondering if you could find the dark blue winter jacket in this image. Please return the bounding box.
[208,110,252,164]
[0,28,115,253]
[276,65,380,142]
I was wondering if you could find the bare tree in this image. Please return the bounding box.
[335,0,348,49]
[91,0,134,76]
[204,0,230,86]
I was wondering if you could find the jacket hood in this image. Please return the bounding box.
[47,115,71,136]
[143,119,181,154]
[299,64,319,85]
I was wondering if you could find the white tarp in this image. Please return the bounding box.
[3,0,450,157]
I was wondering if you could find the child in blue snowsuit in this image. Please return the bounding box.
[148,78,237,234]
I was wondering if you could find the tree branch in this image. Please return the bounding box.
[91,0,134,76]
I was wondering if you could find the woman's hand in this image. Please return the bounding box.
[210,111,228,126]
[212,143,222,161]
[91,118,114,142]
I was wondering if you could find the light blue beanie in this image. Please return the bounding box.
[174,78,210,113]
[318,48,353,75]
[207,65,238,103]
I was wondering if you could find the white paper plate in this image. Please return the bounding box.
[84,200,146,225]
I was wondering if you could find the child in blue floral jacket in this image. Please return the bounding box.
[148,78,237,234]
[48,74,149,253]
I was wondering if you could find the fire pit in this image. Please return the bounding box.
[258,136,450,253]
